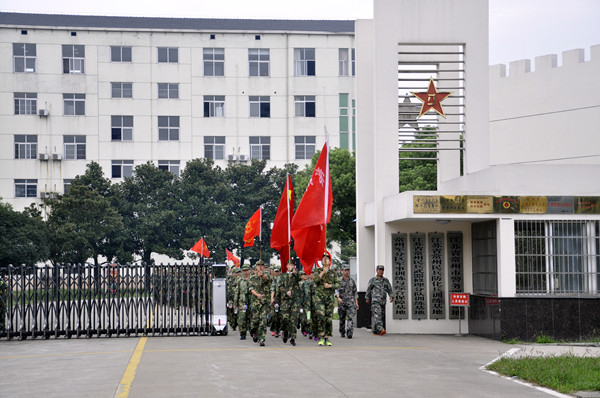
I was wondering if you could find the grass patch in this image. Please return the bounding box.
[535,333,555,344]
[487,353,600,394]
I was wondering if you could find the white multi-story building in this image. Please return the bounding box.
[0,13,356,210]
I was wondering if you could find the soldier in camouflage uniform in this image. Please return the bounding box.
[249,260,271,346]
[312,251,339,346]
[366,265,394,335]
[277,260,301,345]
[227,266,240,331]
[269,265,282,337]
[298,270,310,337]
[336,264,358,339]
[234,263,252,340]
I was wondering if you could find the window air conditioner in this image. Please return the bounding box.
[38,109,49,117]
[39,153,49,161]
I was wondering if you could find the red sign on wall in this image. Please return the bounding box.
[450,293,470,306]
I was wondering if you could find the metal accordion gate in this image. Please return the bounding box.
[0,263,215,340]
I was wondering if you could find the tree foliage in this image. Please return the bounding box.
[399,126,437,192]
[0,201,49,267]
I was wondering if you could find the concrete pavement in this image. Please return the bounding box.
[1,322,597,398]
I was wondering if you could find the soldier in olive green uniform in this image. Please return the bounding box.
[366,265,394,335]
[277,261,301,345]
[249,260,271,346]
[227,266,240,331]
[312,251,339,346]
[269,265,282,337]
[298,271,310,337]
[234,263,252,340]
[336,264,358,339]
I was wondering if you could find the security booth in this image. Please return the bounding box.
[211,263,228,335]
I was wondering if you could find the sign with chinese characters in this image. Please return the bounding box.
[413,195,441,214]
[440,195,466,213]
[450,293,470,306]
[520,196,547,214]
[547,196,574,214]
[575,197,600,214]
[466,196,494,214]
[494,196,520,213]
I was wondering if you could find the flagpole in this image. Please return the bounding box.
[286,173,291,262]
[259,206,262,261]
[324,129,330,251]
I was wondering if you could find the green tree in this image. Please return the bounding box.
[0,201,49,266]
[399,126,438,192]
[114,162,183,265]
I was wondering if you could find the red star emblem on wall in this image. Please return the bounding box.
[412,77,452,118]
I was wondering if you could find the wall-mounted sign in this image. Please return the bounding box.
[494,196,520,213]
[413,195,441,213]
[520,196,547,214]
[466,196,494,214]
[547,196,574,214]
[575,197,600,214]
[440,195,466,213]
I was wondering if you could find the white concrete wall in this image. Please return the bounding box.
[0,26,355,210]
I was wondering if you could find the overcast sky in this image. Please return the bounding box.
[1,0,599,67]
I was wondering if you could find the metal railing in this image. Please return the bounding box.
[0,263,214,340]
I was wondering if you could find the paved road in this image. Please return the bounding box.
[0,322,577,398]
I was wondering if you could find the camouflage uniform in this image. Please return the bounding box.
[227,269,240,331]
[234,270,252,338]
[277,268,301,343]
[312,266,339,340]
[366,272,393,335]
[298,272,311,336]
[269,267,282,336]
[249,264,272,344]
[337,269,358,338]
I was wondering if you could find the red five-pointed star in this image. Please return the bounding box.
[412,77,453,118]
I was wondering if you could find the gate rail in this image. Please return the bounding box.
[0,263,214,340]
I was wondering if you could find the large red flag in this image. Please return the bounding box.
[243,207,262,247]
[291,142,332,274]
[226,249,241,267]
[190,238,210,258]
[270,174,295,272]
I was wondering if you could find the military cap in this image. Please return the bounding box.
[376,265,384,270]
[241,264,250,271]
[342,264,350,270]
[255,259,265,266]
[299,270,306,276]
[232,267,241,273]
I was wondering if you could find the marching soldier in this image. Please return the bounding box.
[298,270,310,337]
[269,264,282,337]
[277,260,301,346]
[227,265,240,331]
[234,263,252,340]
[312,251,339,346]
[366,265,394,335]
[336,264,358,339]
[249,260,271,346]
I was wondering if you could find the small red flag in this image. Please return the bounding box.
[270,174,295,272]
[190,238,210,258]
[226,249,241,267]
[291,142,332,274]
[243,207,262,247]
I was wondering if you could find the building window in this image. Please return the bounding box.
[204,48,225,76]
[64,135,86,159]
[249,136,270,160]
[158,160,180,177]
[339,48,349,76]
[14,135,37,159]
[13,43,36,73]
[111,82,133,98]
[15,179,37,198]
[158,47,178,63]
[294,95,316,117]
[339,93,349,150]
[295,136,316,160]
[112,160,134,178]
[158,116,180,141]
[14,92,37,115]
[62,45,85,74]
[249,96,270,118]
[249,48,269,76]
[111,116,133,141]
[351,48,356,76]
[515,220,600,295]
[204,136,225,160]
[63,179,73,194]
[63,94,85,116]
[204,96,225,117]
[111,46,132,62]
[158,83,179,99]
[294,48,315,76]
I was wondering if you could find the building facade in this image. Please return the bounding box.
[357,0,600,339]
[0,13,356,210]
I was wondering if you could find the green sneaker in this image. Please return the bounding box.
[318,338,325,346]
[325,339,332,346]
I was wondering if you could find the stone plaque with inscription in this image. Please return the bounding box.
[447,232,464,319]
[410,233,427,319]
[440,195,466,213]
[391,234,408,319]
[413,196,441,214]
[428,233,445,319]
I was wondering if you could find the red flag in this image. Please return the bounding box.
[291,142,332,274]
[226,249,241,267]
[243,207,262,247]
[190,238,210,258]
[270,174,295,272]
